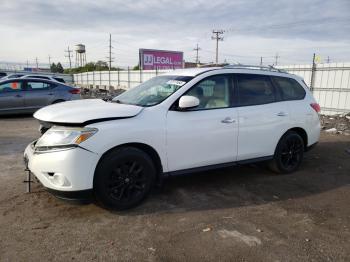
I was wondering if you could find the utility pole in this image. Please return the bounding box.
[310,53,316,91]
[326,56,330,63]
[48,55,51,67]
[260,57,263,66]
[106,33,115,88]
[274,53,280,66]
[35,57,39,69]
[193,43,201,65]
[26,60,29,69]
[65,46,73,69]
[211,30,224,65]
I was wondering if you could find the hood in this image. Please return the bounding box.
[34,99,143,125]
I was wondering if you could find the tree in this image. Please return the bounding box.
[133,64,140,70]
[56,62,64,73]
[50,63,57,73]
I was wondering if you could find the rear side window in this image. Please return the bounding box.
[236,74,275,106]
[54,77,65,83]
[26,81,54,90]
[272,77,306,101]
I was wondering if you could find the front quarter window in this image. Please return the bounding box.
[113,75,193,106]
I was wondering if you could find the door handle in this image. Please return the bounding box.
[221,117,236,124]
[277,112,287,117]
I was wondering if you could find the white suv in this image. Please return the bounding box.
[24,65,321,209]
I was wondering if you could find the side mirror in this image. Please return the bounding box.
[178,95,200,110]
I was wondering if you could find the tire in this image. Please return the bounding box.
[269,131,304,174]
[94,147,156,210]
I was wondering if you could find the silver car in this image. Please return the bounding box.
[0,78,80,115]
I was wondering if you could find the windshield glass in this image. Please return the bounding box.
[112,75,193,106]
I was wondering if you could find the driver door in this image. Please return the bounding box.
[166,74,238,172]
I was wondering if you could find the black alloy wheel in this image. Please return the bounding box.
[94,147,156,210]
[269,131,304,174]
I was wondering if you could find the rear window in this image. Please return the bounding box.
[272,77,306,101]
[53,77,65,83]
[237,74,276,106]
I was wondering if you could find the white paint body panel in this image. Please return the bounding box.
[26,68,321,192]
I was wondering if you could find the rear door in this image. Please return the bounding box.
[235,74,290,161]
[0,80,25,113]
[23,80,57,109]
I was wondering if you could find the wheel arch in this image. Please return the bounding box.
[281,127,308,150]
[95,142,164,184]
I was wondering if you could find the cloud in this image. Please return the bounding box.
[0,0,349,67]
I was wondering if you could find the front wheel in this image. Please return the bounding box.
[94,147,156,210]
[269,131,304,174]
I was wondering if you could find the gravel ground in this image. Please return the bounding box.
[0,116,349,261]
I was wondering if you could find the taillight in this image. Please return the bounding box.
[69,88,80,94]
[310,103,321,113]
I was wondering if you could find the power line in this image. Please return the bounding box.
[211,30,224,65]
[193,43,201,65]
[65,46,73,69]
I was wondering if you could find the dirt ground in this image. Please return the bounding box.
[0,116,349,262]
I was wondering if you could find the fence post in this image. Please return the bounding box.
[140,67,142,83]
[92,71,95,88]
[128,66,130,89]
[99,70,102,88]
[118,69,120,87]
[310,53,316,92]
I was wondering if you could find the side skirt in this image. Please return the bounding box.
[164,156,273,177]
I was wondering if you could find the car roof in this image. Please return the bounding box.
[163,65,301,81]
[0,77,61,83]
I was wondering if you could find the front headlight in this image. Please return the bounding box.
[35,126,98,152]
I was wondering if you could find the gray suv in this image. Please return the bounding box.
[0,78,80,115]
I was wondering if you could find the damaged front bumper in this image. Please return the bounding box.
[23,140,99,200]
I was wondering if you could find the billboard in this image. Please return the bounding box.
[139,49,184,70]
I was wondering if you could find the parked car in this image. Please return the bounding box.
[0,72,7,79]
[1,73,25,80]
[0,78,80,115]
[20,74,66,83]
[24,65,321,210]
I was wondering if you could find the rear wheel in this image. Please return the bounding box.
[94,147,156,210]
[269,131,304,174]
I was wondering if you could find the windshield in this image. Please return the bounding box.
[112,75,193,106]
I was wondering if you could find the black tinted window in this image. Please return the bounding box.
[272,77,306,100]
[54,77,65,83]
[237,74,275,106]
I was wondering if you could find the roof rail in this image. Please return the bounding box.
[223,64,288,73]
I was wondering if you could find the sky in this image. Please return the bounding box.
[0,0,349,69]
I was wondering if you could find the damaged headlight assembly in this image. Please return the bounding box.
[34,126,98,153]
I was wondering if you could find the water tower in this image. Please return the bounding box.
[75,44,86,67]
